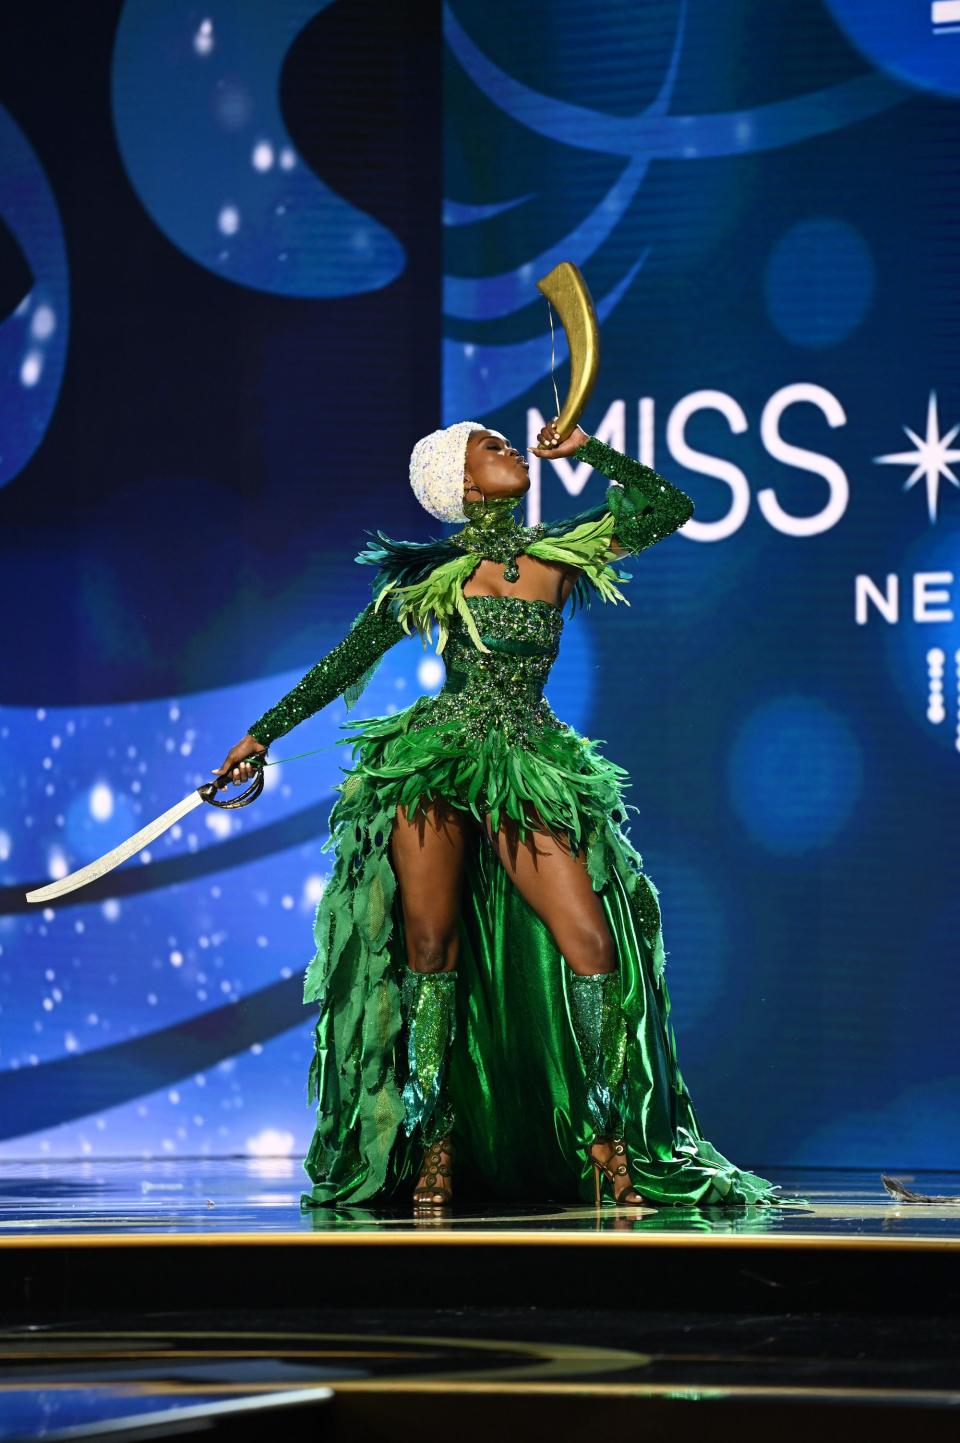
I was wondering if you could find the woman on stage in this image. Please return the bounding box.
[217,418,784,1213]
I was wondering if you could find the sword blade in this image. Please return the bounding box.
[25,790,207,903]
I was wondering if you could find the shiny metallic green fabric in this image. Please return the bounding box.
[301,592,786,1211]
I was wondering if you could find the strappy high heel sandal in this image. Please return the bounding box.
[412,1133,454,1210]
[589,1136,650,1207]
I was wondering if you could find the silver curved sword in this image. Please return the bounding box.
[25,758,266,904]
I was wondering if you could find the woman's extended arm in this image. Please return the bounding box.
[247,601,405,746]
[214,601,406,782]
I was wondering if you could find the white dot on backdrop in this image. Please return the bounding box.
[0,831,10,862]
[281,894,294,910]
[417,657,444,689]
[218,205,240,236]
[279,147,296,170]
[303,875,326,905]
[102,899,120,921]
[246,1127,295,1156]
[170,950,183,968]
[193,18,214,54]
[205,812,231,838]
[89,782,114,821]
[251,140,274,171]
[20,351,43,387]
[30,305,56,339]
[48,847,68,881]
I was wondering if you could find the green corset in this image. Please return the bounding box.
[410,594,566,746]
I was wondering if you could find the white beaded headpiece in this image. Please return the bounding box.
[409,421,490,524]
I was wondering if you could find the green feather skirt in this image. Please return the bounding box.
[300,692,789,1213]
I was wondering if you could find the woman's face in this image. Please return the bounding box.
[463,429,529,504]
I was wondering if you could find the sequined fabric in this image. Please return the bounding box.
[570,436,695,555]
[401,969,457,1146]
[247,439,696,750]
[409,595,564,748]
[334,594,632,851]
[451,496,545,582]
[566,970,629,1139]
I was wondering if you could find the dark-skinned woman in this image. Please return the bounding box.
[216,419,789,1215]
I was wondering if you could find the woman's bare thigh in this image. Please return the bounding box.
[390,800,473,973]
[484,813,616,975]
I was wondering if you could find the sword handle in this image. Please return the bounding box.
[198,753,266,809]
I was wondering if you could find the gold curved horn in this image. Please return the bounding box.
[535,261,600,441]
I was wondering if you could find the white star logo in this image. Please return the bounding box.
[874,391,960,524]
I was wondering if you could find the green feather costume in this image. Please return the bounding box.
[249,438,785,1210]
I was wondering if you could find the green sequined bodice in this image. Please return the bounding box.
[410,594,565,746]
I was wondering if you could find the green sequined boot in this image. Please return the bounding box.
[567,970,647,1206]
[401,969,457,1209]
[400,968,457,1148]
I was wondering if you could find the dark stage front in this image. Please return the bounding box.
[1,1160,960,1440]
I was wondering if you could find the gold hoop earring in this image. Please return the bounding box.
[464,477,485,508]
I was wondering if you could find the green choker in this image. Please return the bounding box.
[451,498,545,583]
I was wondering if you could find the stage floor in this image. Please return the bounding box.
[1,1158,960,1246]
[3,1161,960,1439]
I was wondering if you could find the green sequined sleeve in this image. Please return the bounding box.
[246,602,406,748]
[573,436,694,556]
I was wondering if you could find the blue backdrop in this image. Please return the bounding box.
[1,0,958,1172]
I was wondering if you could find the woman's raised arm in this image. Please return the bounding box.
[531,419,695,559]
